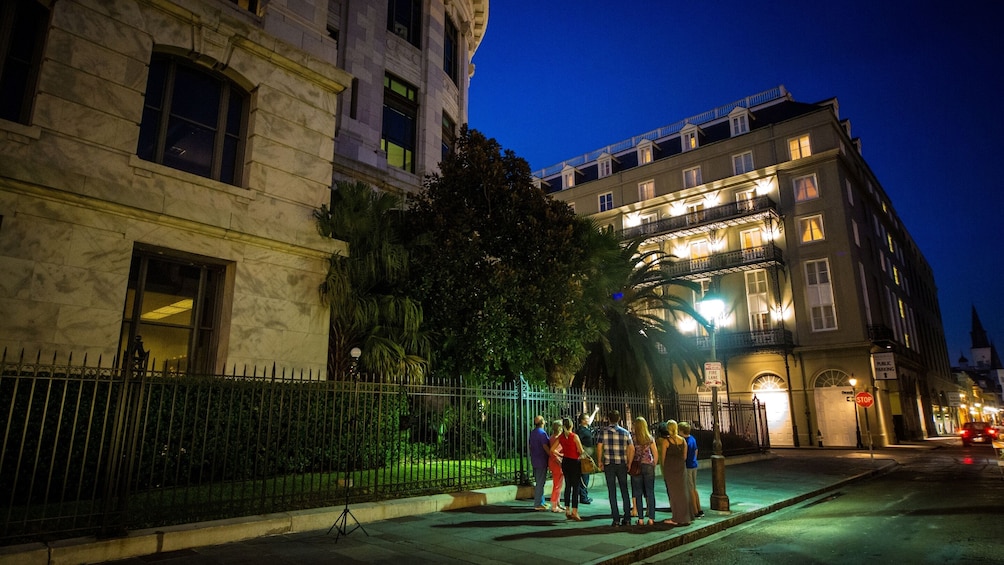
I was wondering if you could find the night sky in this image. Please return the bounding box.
[467,0,1004,364]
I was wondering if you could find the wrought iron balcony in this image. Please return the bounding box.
[693,328,795,355]
[618,195,780,243]
[660,244,784,280]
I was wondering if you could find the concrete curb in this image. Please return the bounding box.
[588,457,900,565]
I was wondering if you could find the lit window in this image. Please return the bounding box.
[443,16,459,84]
[683,166,702,188]
[562,166,576,189]
[788,134,811,160]
[639,180,655,201]
[793,174,819,202]
[799,215,825,243]
[599,192,613,212]
[138,55,248,186]
[638,141,654,164]
[805,259,837,331]
[229,0,259,13]
[598,154,613,178]
[382,74,418,172]
[387,0,421,48]
[120,248,226,375]
[746,270,769,331]
[887,233,895,253]
[0,0,48,125]
[732,151,754,175]
[682,130,698,151]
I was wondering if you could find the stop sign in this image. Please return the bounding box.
[854,391,874,407]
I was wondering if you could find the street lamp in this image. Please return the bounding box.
[698,293,729,512]
[350,347,362,379]
[848,376,863,448]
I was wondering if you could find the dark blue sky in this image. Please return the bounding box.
[467,0,1004,364]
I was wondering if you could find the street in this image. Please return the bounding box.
[640,443,1004,564]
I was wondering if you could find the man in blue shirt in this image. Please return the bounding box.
[595,410,634,526]
[528,415,551,510]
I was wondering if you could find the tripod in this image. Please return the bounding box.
[327,470,369,541]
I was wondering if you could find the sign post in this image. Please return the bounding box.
[854,391,876,463]
[704,362,723,388]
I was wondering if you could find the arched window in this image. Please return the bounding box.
[752,374,786,391]
[137,54,248,186]
[813,369,852,388]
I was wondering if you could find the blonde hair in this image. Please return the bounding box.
[550,420,563,436]
[632,416,653,444]
[665,419,679,437]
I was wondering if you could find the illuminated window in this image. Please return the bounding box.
[887,233,895,253]
[388,0,422,47]
[0,0,48,125]
[443,16,459,84]
[788,134,812,160]
[229,0,259,13]
[599,192,613,212]
[598,154,613,178]
[740,228,763,261]
[805,259,837,331]
[639,180,655,201]
[893,266,900,286]
[733,151,754,175]
[120,248,226,375]
[382,74,418,172]
[746,270,770,331]
[793,174,819,202]
[683,166,702,188]
[681,130,698,151]
[799,214,825,243]
[638,140,654,164]
[562,166,576,189]
[138,54,249,186]
[736,189,756,212]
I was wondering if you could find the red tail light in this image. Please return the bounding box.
[961,429,971,437]
[989,428,998,436]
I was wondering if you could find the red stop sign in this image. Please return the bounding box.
[854,391,874,407]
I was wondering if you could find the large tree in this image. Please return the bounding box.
[575,238,705,394]
[315,180,429,379]
[405,127,599,386]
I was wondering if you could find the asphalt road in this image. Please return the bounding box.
[639,443,1004,564]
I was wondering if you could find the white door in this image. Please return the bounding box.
[815,386,858,447]
[758,390,793,447]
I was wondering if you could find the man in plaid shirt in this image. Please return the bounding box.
[595,410,635,527]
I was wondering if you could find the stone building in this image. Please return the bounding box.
[541,86,953,446]
[0,0,487,376]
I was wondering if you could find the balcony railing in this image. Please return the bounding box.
[661,244,784,280]
[618,196,779,242]
[693,328,795,355]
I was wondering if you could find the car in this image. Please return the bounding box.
[960,421,998,446]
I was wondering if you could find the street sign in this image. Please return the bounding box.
[854,391,874,408]
[704,361,723,387]
[872,352,896,380]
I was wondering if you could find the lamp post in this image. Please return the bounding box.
[699,294,729,512]
[350,347,362,379]
[848,376,863,448]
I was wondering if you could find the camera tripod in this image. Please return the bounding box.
[327,471,369,542]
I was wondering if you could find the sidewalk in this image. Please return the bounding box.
[3,446,931,565]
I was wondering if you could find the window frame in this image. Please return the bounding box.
[637,140,654,165]
[683,166,702,188]
[638,179,655,201]
[443,15,459,84]
[0,0,48,125]
[732,151,754,175]
[137,54,249,186]
[745,269,770,331]
[788,134,812,160]
[598,192,613,212]
[597,154,613,178]
[387,0,422,48]
[805,258,838,331]
[793,173,820,202]
[798,214,825,243]
[382,73,419,173]
[441,111,455,162]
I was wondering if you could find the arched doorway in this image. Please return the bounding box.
[752,374,792,447]
[813,369,857,447]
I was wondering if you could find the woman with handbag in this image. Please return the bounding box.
[629,417,658,526]
[552,416,587,521]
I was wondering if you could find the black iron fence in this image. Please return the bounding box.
[0,349,767,546]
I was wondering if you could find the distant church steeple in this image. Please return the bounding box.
[970,306,1002,370]
[971,306,991,349]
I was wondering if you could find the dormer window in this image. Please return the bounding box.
[597,153,614,178]
[680,123,701,151]
[728,107,751,136]
[637,140,654,165]
[562,165,577,189]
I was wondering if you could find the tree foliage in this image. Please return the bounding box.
[314,180,429,379]
[404,127,600,386]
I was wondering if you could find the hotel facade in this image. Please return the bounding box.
[541,86,953,447]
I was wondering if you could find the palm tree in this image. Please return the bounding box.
[314,180,429,379]
[576,235,704,395]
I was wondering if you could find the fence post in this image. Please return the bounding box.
[517,374,529,485]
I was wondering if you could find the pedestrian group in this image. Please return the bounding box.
[529,408,706,527]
